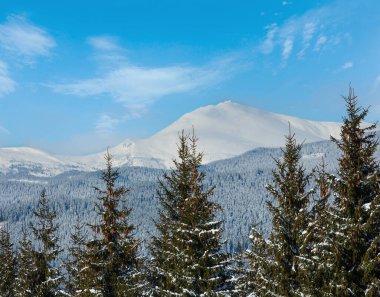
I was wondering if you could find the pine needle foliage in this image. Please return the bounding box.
[30,189,63,297]
[83,151,142,297]
[248,130,313,297]
[246,225,271,296]
[0,225,16,297]
[64,219,89,296]
[228,243,251,297]
[150,131,229,296]
[14,228,38,297]
[297,160,335,296]
[327,87,380,296]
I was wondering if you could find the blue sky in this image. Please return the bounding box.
[1,0,380,155]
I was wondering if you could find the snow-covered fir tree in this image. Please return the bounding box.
[14,228,38,297]
[0,225,16,297]
[248,130,313,296]
[325,88,380,296]
[83,151,143,297]
[64,219,89,296]
[297,160,335,296]
[228,242,251,296]
[246,225,271,296]
[30,189,63,297]
[150,131,230,296]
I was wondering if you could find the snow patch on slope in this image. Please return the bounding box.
[90,101,341,169]
[0,147,82,177]
[0,101,344,175]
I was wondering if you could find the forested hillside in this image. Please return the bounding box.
[1,91,380,296]
[2,138,375,254]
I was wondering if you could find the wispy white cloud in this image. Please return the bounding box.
[302,22,316,44]
[50,55,238,119]
[282,1,292,6]
[96,114,121,134]
[49,32,243,132]
[282,37,294,61]
[0,61,16,96]
[0,15,55,61]
[260,24,277,54]
[88,36,120,51]
[261,14,317,62]
[298,22,316,58]
[259,3,347,63]
[340,61,353,70]
[87,35,127,65]
[314,35,327,51]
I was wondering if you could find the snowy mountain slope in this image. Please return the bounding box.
[2,140,378,253]
[74,101,343,169]
[0,101,344,175]
[0,147,82,177]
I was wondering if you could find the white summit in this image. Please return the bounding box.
[0,101,342,175]
[77,101,341,169]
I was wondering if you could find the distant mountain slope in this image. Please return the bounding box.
[0,147,81,177]
[4,138,378,254]
[103,101,341,168]
[0,101,343,175]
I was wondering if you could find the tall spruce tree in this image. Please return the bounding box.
[229,242,251,296]
[150,131,229,296]
[30,189,63,297]
[83,151,142,297]
[297,160,335,296]
[246,225,271,296]
[64,219,89,296]
[0,225,16,297]
[248,130,313,296]
[15,228,38,297]
[326,87,380,296]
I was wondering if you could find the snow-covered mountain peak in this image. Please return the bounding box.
[0,146,65,164]
[139,101,341,167]
[0,146,80,177]
[0,101,344,175]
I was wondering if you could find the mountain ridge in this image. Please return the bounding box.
[0,101,343,176]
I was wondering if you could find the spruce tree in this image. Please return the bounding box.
[229,243,250,297]
[150,131,229,296]
[64,219,89,296]
[15,228,38,297]
[326,87,380,296]
[246,226,271,296]
[84,151,142,297]
[298,160,335,296]
[0,225,16,297]
[30,189,63,297]
[248,130,313,296]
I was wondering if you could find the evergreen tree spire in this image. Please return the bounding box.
[0,225,16,297]
[30,189,63,297]
[246,225,271,296]
[248,130,313,296]
[327,87,380,296]
[64,219,89,296]
[298,159,335,296]
[83,151,142,297]
[150,131,229,296]
[228,242,252,297]
[15,228,38,297]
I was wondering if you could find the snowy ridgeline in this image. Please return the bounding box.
[0,139,378,255]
